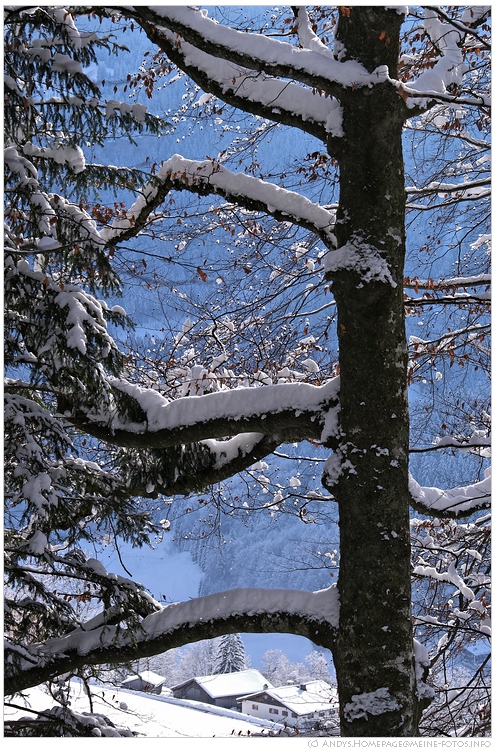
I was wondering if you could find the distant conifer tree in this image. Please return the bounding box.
[213,634,247,674]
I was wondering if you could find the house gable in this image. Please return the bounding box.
[121,670,166,694]
[171,669,273,708]
[240,691,287,710]
[239,680,339,726]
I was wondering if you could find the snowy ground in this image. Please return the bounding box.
[4,680,288,739]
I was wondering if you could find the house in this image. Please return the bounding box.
[458,641,491,671]
[171,669,273,709]
[121,670,168,695]
[238,679,339,728]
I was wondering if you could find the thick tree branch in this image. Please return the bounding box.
[5,586,339,696]
[66,377,340,450]
[125,5,384,96]
[408,474,491,518]
[122,433,287,498]
[104,155,337,250]
[70,405,333,451]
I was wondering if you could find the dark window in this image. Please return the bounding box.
[282,710,288,717]
[252,704,258,710]
[269,708,279,715]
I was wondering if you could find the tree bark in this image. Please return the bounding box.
[324,8,420,736]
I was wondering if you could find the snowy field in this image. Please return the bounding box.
[4,680,289,740]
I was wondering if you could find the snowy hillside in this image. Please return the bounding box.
[4,681,287,738]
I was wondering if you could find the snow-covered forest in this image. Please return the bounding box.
[4,4,490,738]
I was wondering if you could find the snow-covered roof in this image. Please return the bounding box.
[240,680,337,716]
[174,669,273,698]
[122,670,166,687]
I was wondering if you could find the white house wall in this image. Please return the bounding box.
[240,699,301,727]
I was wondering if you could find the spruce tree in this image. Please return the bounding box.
[4,7,168,719]
[213,634,247,674]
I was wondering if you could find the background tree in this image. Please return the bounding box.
[4,5,490,738]
[214,633,247,674]
[4,4,171,703]
[260,648,331,688]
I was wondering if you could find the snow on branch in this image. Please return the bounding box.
[404,273,491,291]
[140,23,343,140]
[409,323,490,360]
[102,154,337,248]
[405,293,490,308]
[121,433,286,499]
[409,472,491,517]
[76,375,340,450]
[397,8,490,108]
[132,5,388,95]
[293,6,336,59]
[201,432,277,471]
[6,586,339,695]
[428,5,491,49]
[22,140,86,174]
[110,375,339,434]
[413,550,491,636]
[404,271,491,307]
[406,177,491,202]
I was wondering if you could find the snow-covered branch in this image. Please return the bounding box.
[121,433,286,499]
[397,7,490,109]
[292,6,336,58]
[409,473,491,518]
[409,323,490,359]
[70,376,340,450]
[423,5,491,51]
[5,585,339,695]
[103,154,337,248]
[406,177,490,202]
[404,271,490,308]
[405,293,490,308]
[404,274,491,291]
[117,11,344,142]
[129,5,387,95]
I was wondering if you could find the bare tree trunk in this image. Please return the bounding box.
[324,8,420,736]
